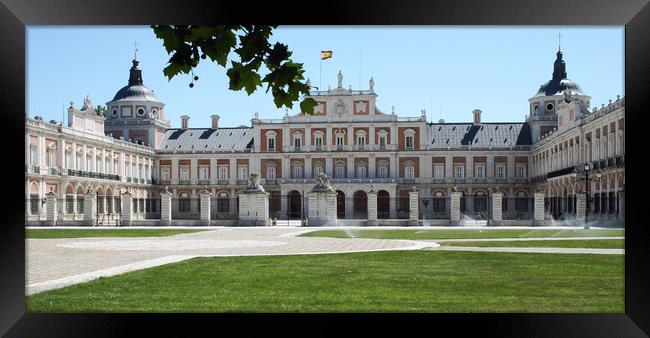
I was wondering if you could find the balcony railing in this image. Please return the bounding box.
[179,179,190,185]
[433,178,445,184]
[474,178,487,184]
[236,180,248,185]
[357,144,364,151]
[159,180,171,185]
[615,155,624,167]
[336,145,344,151]
[198,179,210,185]
[315,145,323,152]
[294,146,302,152]
[454,178,465,184]
[66,169,120,181]
[379,144,386,151]
[264,179,278,185]
[218,179,229,185]
[495,178,507,184]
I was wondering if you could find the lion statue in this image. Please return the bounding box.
[246,173,264,192]
[313,173,333,192]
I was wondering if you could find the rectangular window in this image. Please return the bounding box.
[292,166,303,178]
[454,165,464,178]
[30,146,37,166]
[476,165,485,178]
[47,151,55,167]
[496,165,505,178]
[315,137,322,147]
[314,166,324,176]
[180,167,190,180]
[335,166,345,178]
[357,136,365,145]
[379,166,388,178]
[406,136,413,149]
[161,168,170,180]
[434,165,444,179]
[200,166,209,180]
[405,166,415,179]
[357,166,367,179]
[238,166,248,180]
[336,136,344,146]
[218,166,228,180]
[517,164,526,178]
[268,138,275,151]
[66,153,72,169]
[379,136,386,147]
[267,166,276,179]
[294,138,301,147]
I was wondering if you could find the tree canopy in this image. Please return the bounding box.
[151,25,317,114]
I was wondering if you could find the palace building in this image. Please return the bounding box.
[25,49,624,226]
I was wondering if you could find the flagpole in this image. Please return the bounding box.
[320,55,322,91]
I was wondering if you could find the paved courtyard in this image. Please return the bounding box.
[26,226,623,295]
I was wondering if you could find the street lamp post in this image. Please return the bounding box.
[583,162,602,230]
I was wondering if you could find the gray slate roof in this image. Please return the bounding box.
[428,122,531,148]
[159,128,254,153]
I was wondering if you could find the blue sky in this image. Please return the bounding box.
[27,26,623,128]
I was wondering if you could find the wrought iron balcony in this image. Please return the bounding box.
[336,145,344,151]
[315,145,323,152]
[179,179,190,185]
[433,178,445,184]
[474,178,487,184]
[126,177,132,183]
[198,179,210,185]
[236,180,248,185]
[264,179,278,185]
[357,144,364,151]
[494,178,507,184]
[454,178,465,184]
[159,180,171,185]
[379,144,386,151]
[49,167,59,175]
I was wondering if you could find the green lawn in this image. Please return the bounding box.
[299,229,624,240]
[26,228,208,239]
[439,239,624,249]
[27,251,623,312]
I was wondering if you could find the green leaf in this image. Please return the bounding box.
[300,98,318,115]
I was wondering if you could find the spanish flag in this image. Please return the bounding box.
[321,50,333,60]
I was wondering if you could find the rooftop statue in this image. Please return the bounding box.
[337,70,343,88]
[369,77,374,91]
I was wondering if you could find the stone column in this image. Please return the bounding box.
[367,190,378,226]
[491,192,502,225]
[308,190,337,226]
[450,191,462,225]
[200,189,211,226]
[534,192,545,225]
[83,189,97,225]
[239,190,270,226]
[160,190,172,226]
[46,191,57,225]
[575,192,586,223]
[408,189,419,226]
[121,190,133,226]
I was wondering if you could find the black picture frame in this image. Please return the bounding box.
[1,0,648,336]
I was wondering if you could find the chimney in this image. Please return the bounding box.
[472,109,481,125]
[211,115,220,129]
[181,115,189,129]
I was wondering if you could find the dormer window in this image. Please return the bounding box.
[137,107,145,116]
[111,107,118,117]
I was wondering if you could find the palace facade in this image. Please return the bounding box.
[25,49,624,225]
